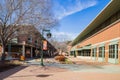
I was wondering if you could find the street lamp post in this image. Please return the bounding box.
[41,29,51,66]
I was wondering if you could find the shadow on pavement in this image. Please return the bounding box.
[36,74,53,77]
[0,65,28,80]
[7,74,52,78]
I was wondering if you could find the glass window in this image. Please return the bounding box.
[116,44,118,58]
[87,50,91,56]
[92,48,97,57]
[99,46,105,57]
[99,47,102,57]
[109,44,118,59]
[92,49,94,57]
[78,51,81,56]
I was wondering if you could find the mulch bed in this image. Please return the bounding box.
[0,60,20,73]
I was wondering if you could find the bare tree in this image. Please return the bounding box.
[50,39,69,54]
[0,0,58,60]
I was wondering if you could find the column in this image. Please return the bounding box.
[105,42,109,63]
[96,47,99,61]
[22,44,25,57]
[30,47,33,58]
[75,50,78,57]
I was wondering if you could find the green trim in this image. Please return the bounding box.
[108,58,119,64]
[99,44,105,47]
[109,40,119,45]
[98,58,103,62]
[73,45,91,51]
[82,46,91,50]
[91,46,97,48]
[92,57,96,60]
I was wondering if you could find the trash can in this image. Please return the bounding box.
[20,56,25,61]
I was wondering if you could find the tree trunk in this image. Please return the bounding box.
[1,45,6,61]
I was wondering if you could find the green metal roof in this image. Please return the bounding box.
[71,45,91,51]
[82,46,91,50]
[71,0,120,46]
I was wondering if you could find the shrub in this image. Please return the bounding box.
[65,59,73,64]
[54,55,66,61]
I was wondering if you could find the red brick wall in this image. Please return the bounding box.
[78,22,120,46]
[76,21,120,63]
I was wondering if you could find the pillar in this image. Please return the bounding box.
[75,50,78,57]
[105,42,109,63]
[96,47,99,61]
[30,47,33,58]
[22,44,25,57]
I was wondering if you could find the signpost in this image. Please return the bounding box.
[40,29,51,66]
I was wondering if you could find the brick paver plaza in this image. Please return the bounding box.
[0,58,120,80]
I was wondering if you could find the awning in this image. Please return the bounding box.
[82,46,91,50]
[72,46,91,51]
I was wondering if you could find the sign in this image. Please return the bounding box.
[43,40,47,50]
[47,33,51,38]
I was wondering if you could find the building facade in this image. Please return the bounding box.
[0,24,57,60]
[5,25,42,59]
[70,0,120,64]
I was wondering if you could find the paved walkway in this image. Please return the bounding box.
[0,58,120,80]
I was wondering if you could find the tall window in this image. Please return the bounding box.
[28,35,32,43]
[109,44,118,59]
[92,48,97,57]
[78,51,81,56]
[92,49,94,57]
[86,50,91,56]
[99,46,105,57]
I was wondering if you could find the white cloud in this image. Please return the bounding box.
[52,31,78,42]
[53,0,98,19]
[51,0,98,42]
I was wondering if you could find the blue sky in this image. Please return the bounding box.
[51,0,110,42]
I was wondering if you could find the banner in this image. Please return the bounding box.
[43,40,47,50]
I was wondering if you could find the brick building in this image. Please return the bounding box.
[4,25,42,59]
[4,24,57,59]
[70,0,120,64]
